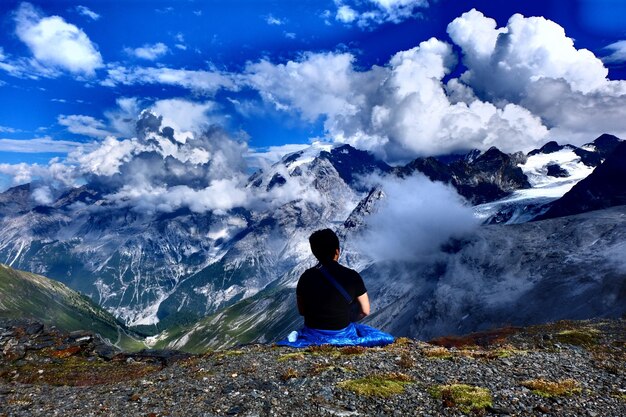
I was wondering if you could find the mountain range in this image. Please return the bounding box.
[0,125,625,349]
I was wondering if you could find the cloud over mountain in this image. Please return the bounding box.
[357,174,478,261]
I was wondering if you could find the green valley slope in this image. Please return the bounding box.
[0,263,144,350]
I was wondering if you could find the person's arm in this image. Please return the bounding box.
[354,292,370,320]
[297,296,305,316]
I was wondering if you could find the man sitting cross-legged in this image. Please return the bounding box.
[278,228,394,348]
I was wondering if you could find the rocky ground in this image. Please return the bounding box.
[0,318,624,416]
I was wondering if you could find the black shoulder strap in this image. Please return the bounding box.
[317,265,352,303]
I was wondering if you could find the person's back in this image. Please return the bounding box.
[278,228,393,348]
[297,261,366,330]
[296,228,370,330]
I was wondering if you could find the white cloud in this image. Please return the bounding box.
[32,185,54,204]
[246,143,310,170]
[0,159,75,187]
[246,39,549,159]
[265,14,284,25]
[603,40,626,63]
[150,99,219,142]
[448,9,626,145]
[174,33,187,50]
[58,114,111,138]
[336,5,358,23]
[14,2,103,76]
[448,9,608,98]
[106,180,249,214]
[0,125,19,134]
[102,65,237,95]
[357,174,478,262]
[334,0,428,28]
[0,136,92,153]
[125,42,169,61]
[245,52,364,121]
[104,97,142,138]
[76,5,100,21]
[72,136,140,176]
[245,9,626,158]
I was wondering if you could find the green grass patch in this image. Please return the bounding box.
[338,372,413,397]
[215,349,245,360]
[521,378,582,398]
[429,384,492,414]
[422,346,453,360]
[278,352,307,362]
[555,329,600,347]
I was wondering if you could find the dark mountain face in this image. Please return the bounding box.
[586,134,623,159]
[528,141,563,156]
[536,141,626,220]
[397,147,530,205]
[0,184,34,218]
[318,145,392,190]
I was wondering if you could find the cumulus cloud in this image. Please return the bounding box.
[102,65,237,94]
[76,5,100,21]
[1,97,254,214]
[357,174,478,262]
[125,42,169,61]
[14,2,103,76]
[448,9,608,99]
[246,39,549,159]
[245,9,626,158]
[603,40,626,63]
[334,0,429,28]
[0,125,19,134]
[447,9,626,145]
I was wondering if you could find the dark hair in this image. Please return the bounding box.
[309,229,340,262]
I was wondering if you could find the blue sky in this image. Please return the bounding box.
[1,0,626,191]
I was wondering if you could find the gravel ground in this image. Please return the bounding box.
[1,319,624,416]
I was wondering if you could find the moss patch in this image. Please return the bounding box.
[338,372,413,397]
[429,384,492,414]
[1,356,159,386]
[308,363,353,376]
[521,378,582,398]
[422,346,453,360]
[556,329,600,347]
[215,350,245,360]
[277,352,307,362]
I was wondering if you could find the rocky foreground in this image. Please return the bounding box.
[0,319,624,416]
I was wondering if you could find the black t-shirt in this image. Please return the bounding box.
[296,261,367,330]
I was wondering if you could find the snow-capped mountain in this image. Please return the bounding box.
[0,127,623,340]
[473,134,622,224]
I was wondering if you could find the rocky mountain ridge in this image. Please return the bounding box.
[1,317,624,416]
